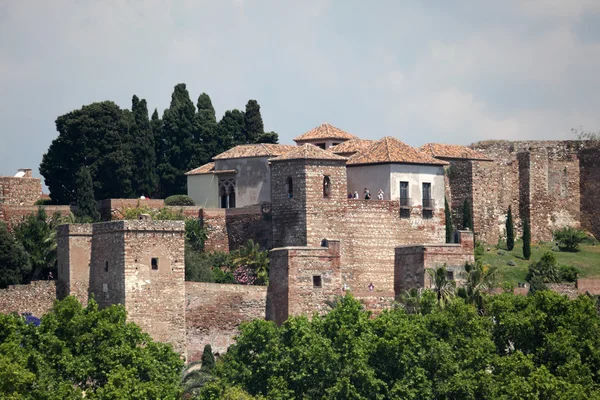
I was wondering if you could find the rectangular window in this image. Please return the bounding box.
[400,181,409,207]
[423,209,434,219]
[446,270,454,281]
[400,208,411,219]
[316,143,326,149]
[313,275,322,288]
[422,182,432,208]
[104,261,108,272]
[151,258,159,270]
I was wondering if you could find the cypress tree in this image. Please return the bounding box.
[201,344,215,371]
[462,199,474,231]
[131,95,158,197]
[243,99,264,144]
[193,93,217,163]
[158,83,196,197]
[218,109,246,148]
[256,131,279,144]
[444,197,453,243]
[523,217,531,260]
[74,166,100,222]
[506,206,515,251]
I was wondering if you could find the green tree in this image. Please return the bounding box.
[242,100,264,144]
[462,199,474,231]
[0,297,183,399]
[158,83,197,197]
[458,261,498,311]
[13,208,59,280]
[151,108,165,196]
[194,93,219,160]
[256,131,279,144]
[0,222,31,288]
[201,344,216,372]
[231,240,270,285]
[426,266,456,308]
[444,197,453,243]
[506,206,515,251]
[526,252,560,284]
[130,95,158,197]
[523,217,531,260]
[218,109,246,149]
[74,166,100,222]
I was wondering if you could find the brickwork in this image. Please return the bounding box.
[185,282,267,361]
[88,220,187,356]
[267,240,342,325]
[394,230,474,294]
[0,205,73,231]
[56,224,92,304]
[0,175,42,206]
[99,198,167,221]
[0,281,56,316]
[579,148,600,240]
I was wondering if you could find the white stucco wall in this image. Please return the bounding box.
[187,174,219,208]
[214,157,271,207]
[346,164,392,199]
[389,164,445,208]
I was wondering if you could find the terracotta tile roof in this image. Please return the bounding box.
[420,143,492,161]
[331,139,373,155]
[185,162,237,176]
[212,144,296,160]
[293,123,358,142]
[271,144,347,162]
[347,137,448,166]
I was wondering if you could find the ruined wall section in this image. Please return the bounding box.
[271,160,308,247]
[0,175,42,206]
[0,205,73,231]
[445,160,473,232]
[0,281,56,316]
[579,147,600,239]
[185,282,266,361]
[56,224,92,304]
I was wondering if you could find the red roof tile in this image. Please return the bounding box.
[213,144,296,160]
[185,162,237,176]
[293,123,358,142]
[271,144,347,162]
[420,143,492,161]
[348,137,448,166]
[331,139,373,155]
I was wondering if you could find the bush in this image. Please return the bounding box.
[553,227,588,252]
[474,241,485,260]
[559,265,579,283]
[165,195,195,206]
[185,219,207,252]
[121,205,184,221]
[526,252,560,283]
[34,198,54,206]
[185,250,235,283]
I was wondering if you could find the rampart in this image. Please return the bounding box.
[185,282,267,361]
[0,281,56,316]
[0,171,42,206]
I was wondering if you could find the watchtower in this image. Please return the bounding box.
[270,144,348,248]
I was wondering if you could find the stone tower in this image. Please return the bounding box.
[56,224,93,304]
[88,220,186,356]
[270,144,348,248]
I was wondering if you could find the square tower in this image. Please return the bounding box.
[56,224,93,304]
[88,220,186,356]
[270,144,348,248]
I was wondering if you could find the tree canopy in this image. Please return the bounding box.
[0,296,183,399]
[40,85,279,202]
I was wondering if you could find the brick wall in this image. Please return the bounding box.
[0,281,56,316]
[185,282,267,361]
[579,148,600,239]
[0,176,42,206]
[0,205,73,231]
[99,198,167,221]
[56,224,92,304]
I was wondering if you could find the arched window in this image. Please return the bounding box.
[286,177,293,198]
[323,175,331,198]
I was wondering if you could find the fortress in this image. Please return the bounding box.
[1,123,600,359]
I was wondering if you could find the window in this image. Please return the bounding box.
[422,182,433,209]
[332,142,341,146]
[399,181,409,207]
[313,275,322,288]
[423,209,433,219]
[104,261,108,272]
[286,177,293,198]
[446,270,454,281]
[400,208,411,219]
[219,179,236,209]
[323,176,331,198]
[151,258,159,270]
[316,143,326,149]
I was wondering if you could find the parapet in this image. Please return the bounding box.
[91,220,185,234]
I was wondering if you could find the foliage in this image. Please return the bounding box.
[506,205,515,251]
[523,217,532,260]
[181,345,216,400]
[526,252,560,284]
[426,266,455,308]
[165,194,195,206]
[444,197,453,243]
[560,265,579,283]
[396,288,436,315]
[185,218,207,252]
[199,292,600,399]
[201,344,216,372]
[462,198,473,231]
[34,199,54,206]
[231,240,270,285]
[74,166,100,222]
[0,296,183,399]
[474,241,485,261]
[130,95,159,197]
[459,261,498,311]
[242,100,264,144]
[553,227,588,252]
[185,250,234,283]
[119,204,184,221]
[0,222,31,288]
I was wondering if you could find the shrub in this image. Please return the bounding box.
[165,194,195,206]
[185,245,215,283]
[506,206,515,251]
[474,241,485,261]
[522,218,531,260]
[559,265,579,283]
[553,227,587,252]
[526,252,560,283]
[185,219,207,252]
[120,205,184,221]
[34,198,54,205]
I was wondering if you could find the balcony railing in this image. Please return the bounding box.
[399,197,411,207]
[422,198,435,209]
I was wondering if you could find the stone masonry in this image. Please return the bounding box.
[56,224,93,304]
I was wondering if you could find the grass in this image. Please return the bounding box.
[479,240,600,286]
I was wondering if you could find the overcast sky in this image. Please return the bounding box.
[1,0,600,178]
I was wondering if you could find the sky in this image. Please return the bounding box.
[1,0,600,179]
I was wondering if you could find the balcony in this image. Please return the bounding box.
[422,198,435,209]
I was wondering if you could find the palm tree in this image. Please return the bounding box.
[398,288,423,314]
[462,261,498,312]
[232,240,270,285]
[426,266,456,309]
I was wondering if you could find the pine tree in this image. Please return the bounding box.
[131,95,158,197]
[506,206,515,251]
[158,83,196,197]
[201,344,215,371]
[462,199,474,231]
[444,197,453,243]
[243,100,264,144]
[523,217,531,260]
[75,166,100,222]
